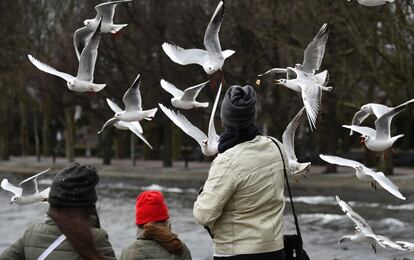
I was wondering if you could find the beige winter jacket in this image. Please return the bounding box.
[193,135,286,255]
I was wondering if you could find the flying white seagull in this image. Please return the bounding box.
[98,74,158,135]
[349,103,390,135]
[348,0,394,7]
[160,79,209,109]
[395,241,414,252]
[320,155,405,200]
[282,107,311,175]
[99,98,153,149]
[336,196,407,253]
[162,1,235,75]
[343,99,414,152]
[159,84,222,156]
[74,0,131,60]
[1,169,51,205]
[261,24,331,130]
[28,19,106,92]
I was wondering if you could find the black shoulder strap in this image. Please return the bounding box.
[269,137,303,242]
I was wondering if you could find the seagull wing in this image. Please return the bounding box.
[319,155,362,169]
[336,195,373,233]
[365,169,406,200]
[208,83,222,144]
[1,179,22,197]
[77,19,101,82]
[258,68,288,77]
[351,109,371,128]
[106,98,123,114]
[121,122,153,150]
[204,1,224,56]
[181,81,209,102]
[395,241,414,251]
[369,235,407,251]
[160,79,184,99]
[283,107,306,161]
[301,83,321,131]
[302,23,329,74]
[159,104,207,147]
[73,26,93,61]
[370,104,390,118]
[98,118,119,134]
[123,74,142,111]
[375,99,414,140]
[27,55,75,83]
[162,43,208,66]
[19,168,51,195]
[95,0,131,24]
[342,125,376,138]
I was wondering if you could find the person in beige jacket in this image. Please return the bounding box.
[193,85,286,260]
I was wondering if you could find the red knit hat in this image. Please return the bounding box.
[136,191,169,225]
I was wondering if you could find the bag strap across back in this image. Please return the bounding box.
[269,137,303,242]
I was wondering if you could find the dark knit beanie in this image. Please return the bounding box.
[48,163,99,208]
[220,85,257,128]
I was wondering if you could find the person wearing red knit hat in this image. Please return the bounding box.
[120,190,192,260]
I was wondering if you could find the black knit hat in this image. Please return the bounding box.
[48,163,99,208]
[220,85,257,128]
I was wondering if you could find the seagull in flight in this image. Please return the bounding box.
[98,74,158,134]
[349,103,391,135]
[100,98,153,149]
[282,107,311,175]
[320,155,405,200]
[159,84,222,156]
[259,24,331,130]
[348,0,395,7]
[160,79,209,109]
[162,1,235,75]
[343,99,414,152]
[74,0,131,60]
[28,19,106,92]
[1,168,51,205]
[336,196,407,252]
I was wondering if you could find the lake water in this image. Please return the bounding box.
[0,173,413,260]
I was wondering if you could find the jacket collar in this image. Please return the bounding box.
[43,213,100,228]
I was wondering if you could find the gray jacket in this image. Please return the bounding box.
[120,228,192,260]
[0,215,116,260]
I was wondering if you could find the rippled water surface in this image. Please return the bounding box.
[1,174,413,260]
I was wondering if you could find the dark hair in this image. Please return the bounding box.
[140,222,184,255]
[48,206,103,260]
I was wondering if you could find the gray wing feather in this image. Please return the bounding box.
[301,83,321,131]
[283,107,306,162]
[302,23,329,74]
[319,154,362,169]
[19,168,51,195]
[95,0,131,24]
[98,118,119,134]
[73,26,93,61]
[77,19,102,81]
[204,1,224,56]
[208,83,222,144]
[123,74,142,111]
[375,99,414,140]
[336,196,373,233]
[181,81,209,102]
[106,98,123,114]
[160,79,184,99]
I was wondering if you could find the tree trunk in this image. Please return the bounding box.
[163,120,173,167]
[130,132,136,166]
[324,94,338,173]
[42,112,51,156]
[102,128,113,165]
[19,102,29,156]
[34,111,41,162]
[378,148,393,176]
[64,108,75,163]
